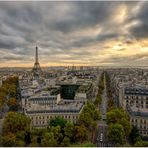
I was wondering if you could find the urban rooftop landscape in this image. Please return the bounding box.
[0,1,148,147]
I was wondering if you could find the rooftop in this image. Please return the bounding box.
[25,101,84,114]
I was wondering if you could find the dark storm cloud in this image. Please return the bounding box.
[48,1,116,33]
[0,1,146,65]
[70,32,119,48]
[128,2,148,39]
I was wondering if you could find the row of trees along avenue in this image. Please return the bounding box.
[105,71,148,147]
[104,71,131,146]
[94,72,104,108]
[0,76,20,113]
[0,101,101,147]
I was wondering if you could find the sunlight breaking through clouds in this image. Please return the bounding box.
[0,1,147,67]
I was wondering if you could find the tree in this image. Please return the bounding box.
[134,138,144,147]
[79,112,92,128]
[24,132,31,146]
[30,128,47,147]
[93,109,101,120]
[107,108,131,136]
[15,131,26,146]
[74,125,89,143]
[70,141,95,147]
[29,136,39,147]
[107,99,115,111]
[108,123,125,145]
[119,117,131,136]
[3,112,31,135]
[64,121,74,139]
[0,92,5,109]
[61,136,71,147]
[8,98,19,111]
[130,126,141,144]
[1,133,16,147]
[41,132,57,147]
[50,125,63,143]
[79,102,101,129]
[80,142,95,147]
[78,101,101,143]
[91,121,98,142]
[94,95,102,107]
[142,141,148,147]
[49,116,67,129]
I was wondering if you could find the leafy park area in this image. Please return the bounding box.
[0,101,101,147]
[0,76,20,112]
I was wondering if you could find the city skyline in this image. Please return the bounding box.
[0,1,148,67]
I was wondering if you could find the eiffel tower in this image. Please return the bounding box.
[32,45,42,79]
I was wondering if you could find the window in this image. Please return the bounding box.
[144,131,146,134]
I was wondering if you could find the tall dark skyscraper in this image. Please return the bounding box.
[32,45,42,79]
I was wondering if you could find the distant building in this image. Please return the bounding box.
[122,86,148,137]
[19,52,98,128]
[24,100,84,127]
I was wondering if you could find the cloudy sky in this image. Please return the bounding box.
[0,1,148,67]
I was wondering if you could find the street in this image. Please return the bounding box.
[96,120,108,147]
[96,73,111,147]
[100,73,107,120]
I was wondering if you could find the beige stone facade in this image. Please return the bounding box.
[28,112,79,127]
[130,116,148,137]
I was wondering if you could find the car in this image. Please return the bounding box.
[100,133,103,142]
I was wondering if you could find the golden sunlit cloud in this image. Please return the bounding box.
[0,1,147,67]
[115,4,127,24]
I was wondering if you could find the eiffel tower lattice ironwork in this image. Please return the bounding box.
[32,45,42,79]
